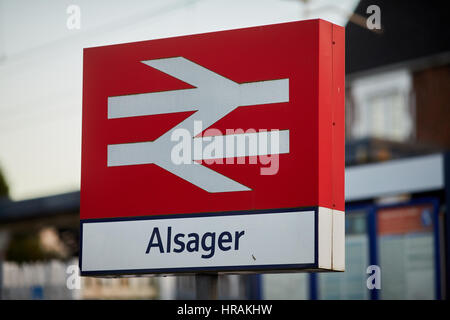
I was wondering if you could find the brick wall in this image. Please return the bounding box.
[413,64,450,149]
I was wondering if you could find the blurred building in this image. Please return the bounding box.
[345,0,450,163]
[264,0,450,300]
[1,0,449,300]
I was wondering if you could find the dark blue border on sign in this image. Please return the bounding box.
[79,207,319,277]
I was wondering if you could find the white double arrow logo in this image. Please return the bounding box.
[107,57,289,193]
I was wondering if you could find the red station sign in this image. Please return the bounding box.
[80,19,345,275]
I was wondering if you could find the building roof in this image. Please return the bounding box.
[346,0,450,75]
[0,191,79,222]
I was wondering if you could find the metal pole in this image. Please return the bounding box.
[195,274,218,300]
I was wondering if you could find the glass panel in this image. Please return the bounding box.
[318,210,370,300]
[377,204,436,299]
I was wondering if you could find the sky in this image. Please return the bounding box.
[0,0,359,200]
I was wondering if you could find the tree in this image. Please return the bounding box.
[0,167,9,198]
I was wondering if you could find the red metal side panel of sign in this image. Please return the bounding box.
[81,19,344,220]
[317,21,345,211]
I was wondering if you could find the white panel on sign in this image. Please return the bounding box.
[81,210,316,274]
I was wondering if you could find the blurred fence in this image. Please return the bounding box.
[1,259,79,300]
[1,259,164,300]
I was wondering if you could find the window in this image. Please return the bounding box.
[349,69,414,141]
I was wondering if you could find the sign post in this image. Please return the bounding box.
[196,274,218,300]
[80,19,345,281]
